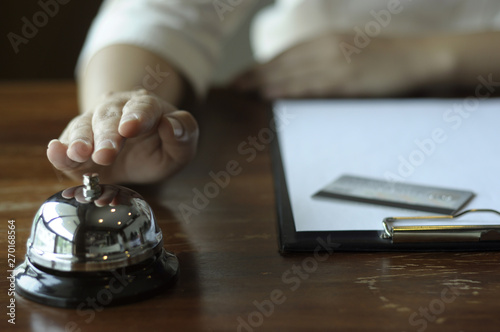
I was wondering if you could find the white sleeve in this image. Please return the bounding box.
[77,0,257,96]
[251,0,500,64]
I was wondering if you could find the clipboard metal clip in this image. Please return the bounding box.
[382,209,500,243]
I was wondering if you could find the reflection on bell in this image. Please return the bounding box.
[14,173,179,308]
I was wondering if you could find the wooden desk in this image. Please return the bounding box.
[1,81,500,332]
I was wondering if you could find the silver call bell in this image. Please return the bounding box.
[14,173,179,308]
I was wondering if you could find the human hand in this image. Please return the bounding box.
[47,89,198,184]
[233,32,453,98]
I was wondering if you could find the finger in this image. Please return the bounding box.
[232,55,301,93]
[118,93,173,138]
[256,42,315,85]
[91,102,125,166]
[65,113,94,163]
[254,60,316,98]
[262,65,347,99]
[258,62,327,98]
[72,187,89,204]
[232,48,308,92]
[47,139,83,171]
[256,35,342,95]
[61,186,78,199]
[94,185,119,207]
[158,110,199,165]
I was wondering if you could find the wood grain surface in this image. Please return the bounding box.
[1,81,499,332]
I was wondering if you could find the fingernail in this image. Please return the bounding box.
[70,138,91,147]
[47,139,59,149]
[95,139,116,152]
[167,117,184,138]
[119,113,139,126]
[68,139,92,162]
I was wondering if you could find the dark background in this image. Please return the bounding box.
[0,0,261,84]
[1,1,102,80]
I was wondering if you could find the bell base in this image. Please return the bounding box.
[14,249,179,308]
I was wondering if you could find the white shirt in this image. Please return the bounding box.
[77,0,500,96]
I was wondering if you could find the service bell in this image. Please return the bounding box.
[14,173,179,308]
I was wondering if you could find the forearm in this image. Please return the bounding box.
[77,44,185,113]
[422,31,500,89]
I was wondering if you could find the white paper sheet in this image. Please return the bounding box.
[274,98,500,232]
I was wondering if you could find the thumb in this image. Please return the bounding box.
[159,110,199,165]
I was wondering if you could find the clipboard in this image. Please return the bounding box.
[270,99,500,252]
